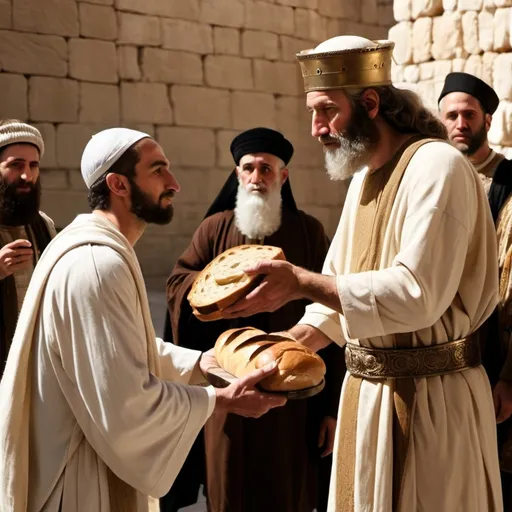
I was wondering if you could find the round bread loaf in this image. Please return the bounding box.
[213,327,326,392]
[188,245,285,316]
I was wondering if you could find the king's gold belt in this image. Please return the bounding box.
[345,336,481,379]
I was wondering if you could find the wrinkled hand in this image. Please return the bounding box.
[0,239,33,279]
[222,260,302,319]
[318,416,337,457]
[203,349,287,418]
[494,380,512,423]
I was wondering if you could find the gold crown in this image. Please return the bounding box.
[296,40,395,93]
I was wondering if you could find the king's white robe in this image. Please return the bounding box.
[300,141,503,511]
[0,214,215,512]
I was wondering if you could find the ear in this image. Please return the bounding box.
[485,113,492,133]
[105,173,130,198]
[235,166,241,178]
[280,167,289,185]
[360,88,380,120]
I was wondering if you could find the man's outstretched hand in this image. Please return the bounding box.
[222,259,302,318]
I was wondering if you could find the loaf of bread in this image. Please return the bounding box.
[214,327,326,392]
[188,245,285,318]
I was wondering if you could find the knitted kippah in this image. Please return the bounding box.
[0,121,45,157]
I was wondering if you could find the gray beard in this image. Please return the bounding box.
[324,134,370,181]
[234,182,282,240]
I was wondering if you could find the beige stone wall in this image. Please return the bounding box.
[390,0,512,156]
[0,0,393,281]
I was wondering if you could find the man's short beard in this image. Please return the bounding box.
[322,102,380,181]
[129,177,174,225]
[0,177,41,226]
[234,177,282,240]
[451,122,488,157]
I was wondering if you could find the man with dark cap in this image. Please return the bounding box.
[161,127,344,512]
[439,72,512,508]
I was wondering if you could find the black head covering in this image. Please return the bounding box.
[438,72,500,115]
[230,127,294,165]
[204,128,297,219]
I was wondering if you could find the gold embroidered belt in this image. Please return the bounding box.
[345,337,481,379]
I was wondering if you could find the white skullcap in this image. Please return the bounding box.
[81,127,150,188]
[0,121,45,157]
[314,35,378,53]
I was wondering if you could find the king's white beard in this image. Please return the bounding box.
[234,181,282,240]
[324,134,371,181]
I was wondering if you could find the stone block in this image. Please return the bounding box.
[254,59,301,95]
[452,58,466,71]
[394,0,412,21]
[41,169,68,190]
[443,0,458,10]
[494,8,511,51]
[482,52,497,86]
[276,0,318,7]
[389,21,413,65]
[478,10,494,51]
[69,38,117,84]
[171,86,230,128]
[117,12,160,46]
[457,0,483,9]
[392,63,405,82]
[41,189,89,229]
[411,0,443,19]
[169,169,211,204]
[280,36,313,61]
[318,0,360,20]
[205,55,253,90]
[207,169,232,202]
[245,2,295,35]
[56,123,101,168]
[156,127,215,167]
[32,123,57,168]
[13,0,78,36]
[29,77,79,123]
[404,64,420,82]
[142,48,203,85]
[312,170,347,206]
[121,83,173,124]
[117,46,140,80]
[242,31,279,60]
[216,130,241,167]
[294,8,326,41]
[462,11,479,54]
[432,12,462,60]
[161,19,213,54]
[231,91,276,129]
[0,31,67,76]
[115,0,199,20]
[495,0,512,6]
[0,0,12,29]
[362,0,379,24]
[80,83,119,123]
[214,27,241,55]
[0,73,27,120]
[494,53,512,100]
[276,96,300,142]
[79,3,117,40]
[416,80,438,109]
[377,5,396,26]
[419,59,451,80]
[488,101,512,145]
[464,54,483,77]
[200,0,245,28]
[412,17,432,63]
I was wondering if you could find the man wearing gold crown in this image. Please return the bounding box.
[222,36,505,510]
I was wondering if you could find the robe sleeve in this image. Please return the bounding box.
[45,245,215,498]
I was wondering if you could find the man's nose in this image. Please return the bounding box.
[250,169,262,183]
[21,165,34,182]
[311,112,330,138]
[166,171,180,193]
[455,116,469,131]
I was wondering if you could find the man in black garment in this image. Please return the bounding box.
[161,127,344,512]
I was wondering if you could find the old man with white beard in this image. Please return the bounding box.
[221,37,504,511]
[162,127,344,512]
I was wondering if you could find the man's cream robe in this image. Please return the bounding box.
[300,142,503,511]
[0,214,215,511]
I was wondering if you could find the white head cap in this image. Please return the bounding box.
[81,127,150,188]
[314,35,379,53]
[0,121,45,157]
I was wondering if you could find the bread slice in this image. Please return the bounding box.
[188,245,285,316]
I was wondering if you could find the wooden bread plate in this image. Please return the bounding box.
[205,364,325,400]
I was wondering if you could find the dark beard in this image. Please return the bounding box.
[128,177,174,225]
[0,178,41,226]
[457,123,488,157]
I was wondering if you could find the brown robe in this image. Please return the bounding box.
[164,207,345,512]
